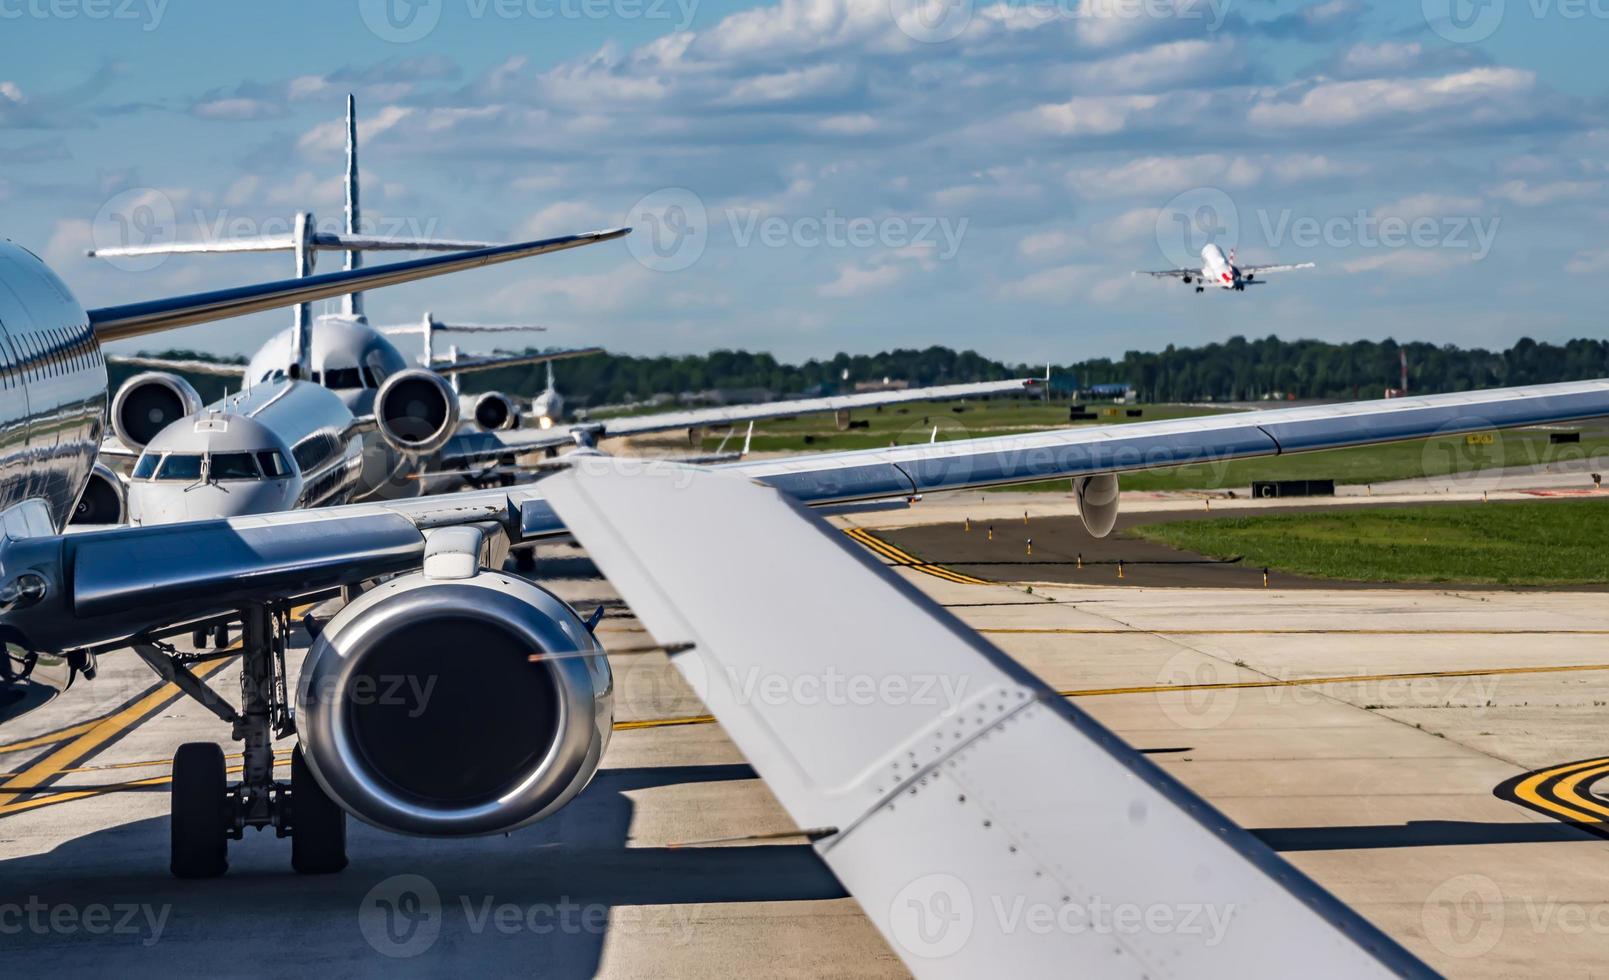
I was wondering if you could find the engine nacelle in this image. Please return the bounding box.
[466,391,521,431]
[1074,473,1120,538]
[69,462,127,526]
[110,372,202,450]
[375,369,460,456]
[295,572,613,837]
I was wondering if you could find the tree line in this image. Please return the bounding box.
[114,336,1609,406]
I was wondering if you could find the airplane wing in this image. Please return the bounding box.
[587,378,1043,439]
[1241,263,1316,275]
[106,354,248,378]
[1133,268,1197,279]
[85,228,629,341]
[433,377,1046,469]
[429,346,603,376]
[87,232,499,259]
[10,377,1609,653]
[536,461,1429,977]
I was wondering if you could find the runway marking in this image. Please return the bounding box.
[843,527,991,585]
[0,656,236,812]
[0,719,101,755]
[0,757,291,818]
[1497,757,1609,836]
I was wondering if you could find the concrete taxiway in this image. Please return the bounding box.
[4,490,1609,976]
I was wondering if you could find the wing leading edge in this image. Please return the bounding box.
[538,461,1431,978]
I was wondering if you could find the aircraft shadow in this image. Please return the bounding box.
[0,762,845,977]
[1252,819,1590,851]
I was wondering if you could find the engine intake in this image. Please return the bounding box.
[110,372,202,450]
[468,391,520,431]
[375,369,460,455]
[1074,473,1120,538]
[70,462,127,526]
[295,572,612,837]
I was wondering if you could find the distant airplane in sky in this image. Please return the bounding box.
[1138,244,1315,293]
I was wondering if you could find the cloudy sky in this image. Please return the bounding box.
[4,0,1605,363]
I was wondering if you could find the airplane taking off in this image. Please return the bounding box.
[1137,244,1315,292]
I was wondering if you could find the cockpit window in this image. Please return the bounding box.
[210,452,260,480]
[360,366,379,389]
[365,350,391,387]
[323,367,363,390]
[131,453,161,480]
[256,450,289,478]
[155,454,203,481]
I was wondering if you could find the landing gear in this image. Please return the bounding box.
[290,746,347,874]
[191,627,208,648]
[1195,286,1205,294]
[213,623,230,648]
[170,742,228,878]
[135,602,347,878]
[513,549,537,574]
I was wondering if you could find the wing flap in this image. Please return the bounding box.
[539,462,1429,978]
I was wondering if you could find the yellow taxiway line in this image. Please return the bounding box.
[842,527,990,585]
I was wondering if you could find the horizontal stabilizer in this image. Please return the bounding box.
[86,229,629,341]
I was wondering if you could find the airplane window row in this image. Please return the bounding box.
[256,365,381,390]
[130,449,292,482]
[0,325,102,389]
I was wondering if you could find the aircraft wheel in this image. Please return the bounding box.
[171,742,230,878]
[290,746,348,874]
[191,627,208,649]
[212,624,230,648]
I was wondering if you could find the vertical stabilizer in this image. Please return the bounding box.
[291,211,317,380]
[343,93,363,317]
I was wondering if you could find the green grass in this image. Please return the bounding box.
[1130,499,1609,586]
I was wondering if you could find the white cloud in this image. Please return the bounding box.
[1247,67,1537,130]
[1565,249,1609,276]
[1488,179,1602,206]
[818,262,906,298]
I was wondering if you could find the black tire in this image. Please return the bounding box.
[290,746,348,874]
[212,624,230,648]
[191,627,208,649]
[171,742,229,878]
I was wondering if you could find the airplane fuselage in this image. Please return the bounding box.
[1199,244,1242,290]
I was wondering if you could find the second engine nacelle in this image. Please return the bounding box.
[1074,473,1120,538]
[295,571,613,837]
[69,462,127,526]
[110,372,202,451]
[465,391,521,431]
[375,369,460,456]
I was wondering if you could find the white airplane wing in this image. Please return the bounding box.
[1133,268,1198,280]
[106,354,248,378]
[429,346,603,376]
[12,377,1609,654]
[537,461,1429,977]
[1241,262,1316,275]
[591,378,1043,439]
[434,377,1045,468]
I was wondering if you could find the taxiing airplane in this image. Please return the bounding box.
[1138,244,1315,292]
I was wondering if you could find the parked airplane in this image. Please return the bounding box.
[1137,244,1315,292]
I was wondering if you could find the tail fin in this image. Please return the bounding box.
[546,359,556,394]
[343,92,363,316]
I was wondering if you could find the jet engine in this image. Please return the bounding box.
[110,372,202,450]
[69,462,127,526]
[1074,473,1120,538]
[295,571,613,837]
[375,369,460,455]
[467,391,521,431]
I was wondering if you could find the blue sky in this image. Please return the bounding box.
[2,0,1605,364]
